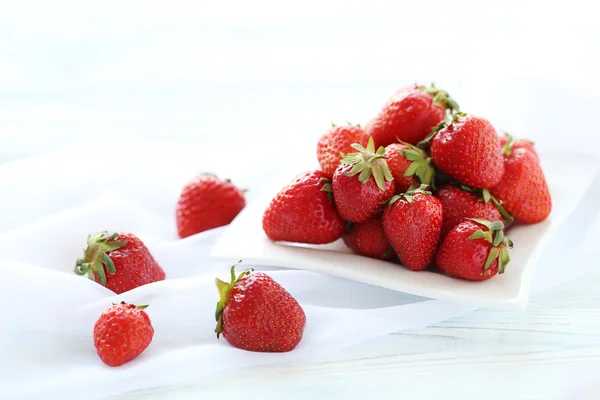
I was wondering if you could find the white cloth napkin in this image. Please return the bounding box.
[0,146,597,399]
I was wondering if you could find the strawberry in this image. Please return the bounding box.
[343,218,394,260]
[490,146,552,224]
[436,184,510,239]
[365,83,459,146]
[499,133,539,161]
[436,218,513,281]
[74,232,166,294]
[94,302,154,367]
[262,170,344,244]
[215,264,306,352]
[332,137,395,223]
[176,174,246,238]
[317,124,368,178]
[382,185,443,271]
[426,113,505,189]
[383,143,418,193]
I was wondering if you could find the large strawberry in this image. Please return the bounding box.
[332,137,395,223]
[382,185,442,271]
[215,264,306,352]
[436,218,513,281]
[436,184,510,239]
[426,113,505,189]
[176,174,246,238]
[365,83,459,146]
[94,302,154,367]
[383,143,418,193]
[317,123,368,177]
[490,145,551,224]
[343,217,393,260]
[74,232,166,294]
[499,133,538,161]
[262,170,344,244]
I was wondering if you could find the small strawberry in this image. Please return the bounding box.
[75,232,165,294]
[215,264,306,352]
[436,218,513,281]
[317,123,368,178]
[343,218,394,260]
[332,137,395,223]
[426,113,505,189]
[499,133,539,161]
[382,185,443,271]
[176,174,246,238]
[262,170,344,244]
[383,143,418,193]
[490,146,552,224]
[365,83,459,146]
[436,184,510,239]
[94,302,154,367]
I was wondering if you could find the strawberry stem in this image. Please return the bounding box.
[215,261,252,338]
[74,232,128,286]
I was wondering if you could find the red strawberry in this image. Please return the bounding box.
[436,218,513,281]
[384,143,418,193]
[176,174,246,238]
[215,264,306,352]
[382,186,443,271]
[490,147,552,223]
[365,83,459,146]
[75,232,165,294]
[343,218,393,260]
[262,170,344,244]
[436,184,509,239]
[428,113,505,189]
[94,302,154,367]
[499,133,539,161]
[332,137,395,223]
[317,124,368,177]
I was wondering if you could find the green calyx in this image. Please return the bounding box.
[467,218,514,274]
[215,261,253,339]
[341,136,394,191]
[319,177,334,204]
[112,301,149,310]
[501,132,516,156]
[399,141,437,188]
[74,232,128,286]
[417,111,467,150]
[459,184,514,222]
[387,183,431,206]
[417,83,460,113]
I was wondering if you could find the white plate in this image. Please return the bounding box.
[211,152,599,309]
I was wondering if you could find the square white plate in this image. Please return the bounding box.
[211,152,599,309]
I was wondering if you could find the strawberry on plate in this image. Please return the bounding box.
[343,217,394,260]
[365,83,459,146]
[262,170,344,244]
[176,174,246,239]
[436,218,513,281]
[382,185,443,271]
[317,123,368,178]
[94,302,154,367]
[74,232,165,294]
[215,264,306,352]
[332,137,395,223]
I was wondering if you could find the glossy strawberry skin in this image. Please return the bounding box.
[94,303,154,367]
[262,170,344,244]
[382,193,442,271]
[430,116,505,189]
[365,85,446,146]
[332,163,396,223]
[343,217,393,260]
[436,220,498,281]
[499,135,539,161]
[176,175,246,238]
[317,125,368,178]
[97,233,165,294]
[221,272,306,352]
[490,148,551,224]
[384,143,417,193]
[436,184,502,239]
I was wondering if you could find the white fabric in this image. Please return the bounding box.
[0,146,597,399]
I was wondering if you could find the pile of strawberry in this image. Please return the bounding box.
[263,83,552,281]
